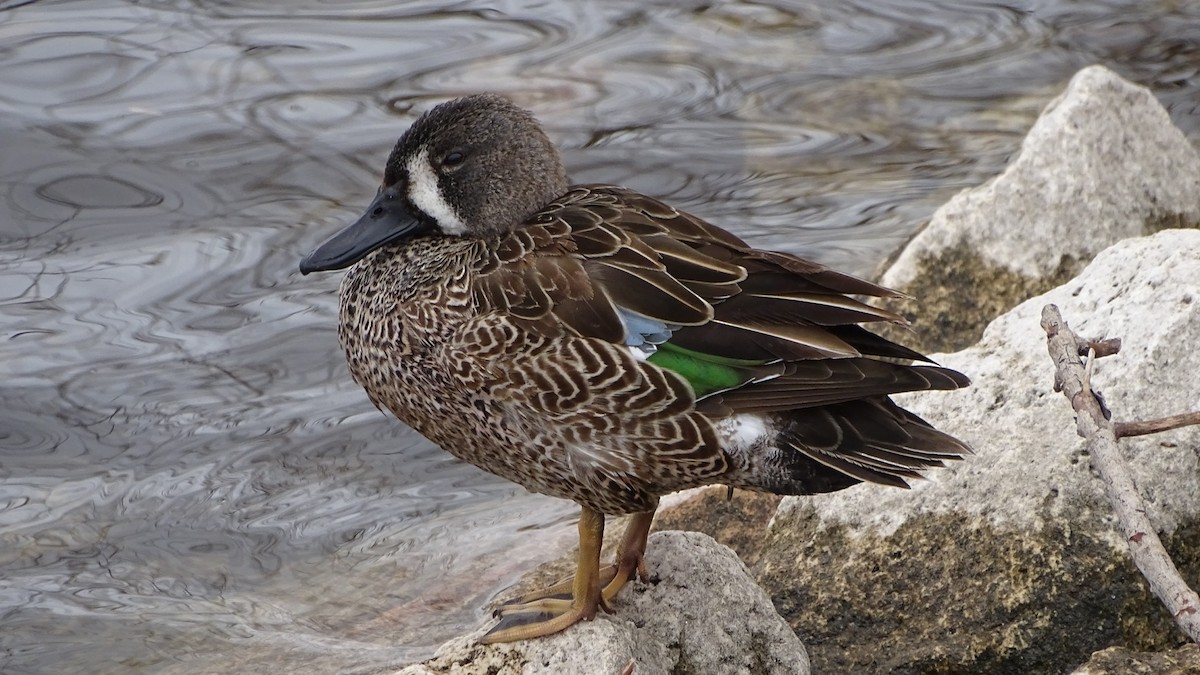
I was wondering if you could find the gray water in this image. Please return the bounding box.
[2,1,1198,672]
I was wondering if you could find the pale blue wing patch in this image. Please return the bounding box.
[617,306,679,359]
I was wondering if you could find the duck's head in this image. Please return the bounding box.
[300,94,568,274]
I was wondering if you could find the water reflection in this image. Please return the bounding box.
[1,0,1198,672]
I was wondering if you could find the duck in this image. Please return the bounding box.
[299,93,970,644]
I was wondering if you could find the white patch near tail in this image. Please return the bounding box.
[627,345,652,361]
[406,147,468,235]
[716,413,770,452]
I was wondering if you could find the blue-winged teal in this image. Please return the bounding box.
[300,94,970,643]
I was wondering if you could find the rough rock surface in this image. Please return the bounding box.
[653,486,781,565]
[397,531,809,675]
[1071,644,1200,675]
[878,65,1200,352]
[755,229,1200,674]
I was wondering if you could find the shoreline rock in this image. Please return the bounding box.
[757,228,1200,673]
[396,531,809,675]
[878,64,1200,352]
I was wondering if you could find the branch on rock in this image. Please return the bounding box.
[1115,412,1200,439]
[1040,304,1200,644]
[1082,337,1123,358]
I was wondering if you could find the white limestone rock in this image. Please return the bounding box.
[398,531,809,675]
[758,229,1200,673]
[877,65,1200,351]
[802,229,1200,534]
[886,64,1200,285]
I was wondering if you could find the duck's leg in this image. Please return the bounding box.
[494,506,658,616]
[481,507,606,643]
[601,509,655,602]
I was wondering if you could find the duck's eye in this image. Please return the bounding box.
[441,151,465,169]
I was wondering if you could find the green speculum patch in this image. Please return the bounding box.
[647,342,762,398]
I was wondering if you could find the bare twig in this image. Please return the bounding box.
[1082,346,1096,395]
[1084,337,1122,358]
[1041,304,1200,644]
[1115,412,1200,439]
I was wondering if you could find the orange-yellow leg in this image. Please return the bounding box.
[600,509,655,602]
[481,507,606,644]
[491,508,657,621]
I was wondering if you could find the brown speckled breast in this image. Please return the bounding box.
[336,236,725,515]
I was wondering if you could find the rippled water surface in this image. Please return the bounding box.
[2,1,1199,672]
